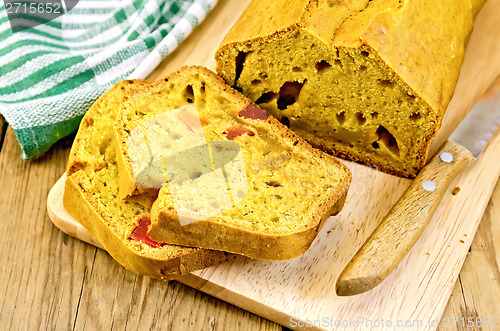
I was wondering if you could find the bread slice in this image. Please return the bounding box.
[114,66,351,260]
[64,79,232,280]
[215,0,486,177]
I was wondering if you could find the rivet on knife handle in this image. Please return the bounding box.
[336,141,473,296]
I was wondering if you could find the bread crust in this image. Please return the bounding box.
[150,181,348,260]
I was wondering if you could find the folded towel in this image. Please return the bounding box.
[0,0,218,159]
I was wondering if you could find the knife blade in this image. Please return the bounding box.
[336,83,500,296]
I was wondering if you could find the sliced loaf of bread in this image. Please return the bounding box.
[64,79,232,280]
[215,0,486,177]
[114,66,351,260]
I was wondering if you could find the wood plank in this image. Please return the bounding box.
[70,248,284,331]
[0,127,90,330]
[438,180,500,330]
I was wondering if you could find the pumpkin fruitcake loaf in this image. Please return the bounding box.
[114,66,351,260]
[215,0,486,177]
[64,79,232,280]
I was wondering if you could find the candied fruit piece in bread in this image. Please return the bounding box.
[215,0,486,177]
[114,66,351,260]
[64,79,232,280]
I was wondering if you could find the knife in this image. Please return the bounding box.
[336,85,500,296]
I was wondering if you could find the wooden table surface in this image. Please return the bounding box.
[1,1,500,330]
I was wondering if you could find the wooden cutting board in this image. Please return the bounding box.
[47,0,500,330]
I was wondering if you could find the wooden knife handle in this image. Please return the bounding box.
[336,141,473,296]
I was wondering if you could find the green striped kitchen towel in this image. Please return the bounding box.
[0,0,218,159]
